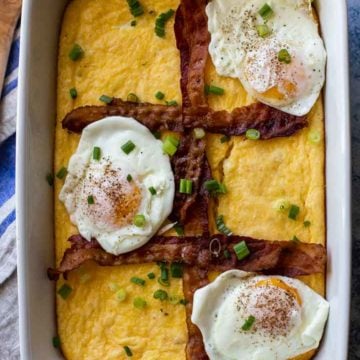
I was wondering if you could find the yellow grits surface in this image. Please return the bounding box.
[55,0,325,359]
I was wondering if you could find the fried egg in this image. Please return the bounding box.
[192,270,329,360]
[206,0,326,116]
[59,116,174,255]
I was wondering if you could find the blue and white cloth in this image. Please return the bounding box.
[0,24,20,359]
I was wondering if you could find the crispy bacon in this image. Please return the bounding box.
[47,234,326,281]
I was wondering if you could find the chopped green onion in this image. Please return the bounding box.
[241,315,256,331]
[308,130,321,144]
[157,262,170,286]
[52,336,61,348]
[69,88,77,99]
[155,91,165,100]
[193,127,206,139]
[127,174,133,182]
[57,284,72,300]
[179,299,188,305]
[124,345,133,357]
[288,204,300,220]
[56,167,67,180]
[130,20,137,26]
[133,297,147,309]
[162,136,179,156]
[179,179,193,194]
[87,195,95,205]
[292,235,300,244]
[99,94,113,104]
[165,100,178,106]
[278,49,292,64]
[220,135,230,143]
[121,140,136,154]
[116,289,127,302]
[155,9,175,38]
[204,179,227,196]
[153,289,168,301]
[223,249,231,259]
[205,84,224,95]
[256,24,271,37]
[304,220,311,227]
[93,146,101,160]
[127,93,139,102]
[46,173,54,186]
[258,3,273,20]
[234,241,250,261]
[152,130,161,139]
[147,272,156,279]
[69,44,84,61]
[131,276,146,286]
[158,277,170,287]
[170,263,183,278]
[148,186,157,195]
[166,135,180,147]
[246,129,261,140]
[126,0,144,17]
[216,215,232,236]
[134,214,146,227]
[174,224,184,236]
[273,199,290,212]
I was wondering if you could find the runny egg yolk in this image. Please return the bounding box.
[255,278,302,305]
[81,163,141,229]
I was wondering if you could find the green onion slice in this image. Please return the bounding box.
[87,195,95,205]
[216,215,232,236]
[288,204,300,220]
[147,272,156,279]
[52,336,61,348]
[162,136,179,156]
[258,3,273,20]
[69,88,77,99]
[179,179,193,194]
[155,9,175,38]
[179,299,188,305]
[155,91,165,100]
[278,49,292,64]
[46,173,54,186]
[170,263,183,278]
[93,146,101,160]
[234,241,250,261]
[165,100,178,106]
[153,289,168,301]
[148,186,157,195]
[204,179,227,196]
[246,129,261,140]
[127,93,139,102]
[127,174,133,182]
[205,84,224,95]
[99,94,113,104]
[121,140,136,154]
[256,24,271,37]
[193,127,205,139]
[174,224,184,236]
[57,284,72,300]
[56,166,67,180]
[152,130,161,139]
[69,44,84,61]
[130,276,146,286]
[126,0,144,17]
[134,214,146,227]
[124,345,133,357]
[241,315,256,331]
[133,297,147,309]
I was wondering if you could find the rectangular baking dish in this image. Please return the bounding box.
[16,0,351,359]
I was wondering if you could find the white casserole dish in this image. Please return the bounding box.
[16,0,351,359]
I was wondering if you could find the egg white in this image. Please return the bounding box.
[192,270,329,360]
[59,116,175,255]
[206,0,326,116]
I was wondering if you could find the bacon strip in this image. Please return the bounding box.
[47,234,326,281]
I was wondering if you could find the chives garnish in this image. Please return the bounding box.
[246,129,261,140]
[256,24,271,37]
[241,315,256,331]
[152,130,161,139]
[174,224,184,236]
[121,140,136,154]
[155,91,165,100]
[87,195,95,205]
[162,136,179,156]
[170,263,183,278]
[216,215,232,236]
[292,235,300,244]
[205,84,224,96]
[223,249,231,259]
[126,0,144,17]
[258,3,273,20]
[220,135,230,143]
[52,336,61,348]
[147,272,156,279]
[308,130,321,144]
[130,20,137,27]
[304,220,311,227]
[69,88,77,99]
[99,94,113,104]
[46,173,54,186]
[234,241,250,261]
[56,166,67,179]
[127,174,133,182]
[157,262,170,286]
[133,297,147,309]
[131,276,146,286]
[134,214,146,227]
[57,284,72,300]
[68,44,84,61]
[158,277,170,287]
[193,127,205,139]
[288,204,300,220]
[148,186,157,195]
[278,49,292,64]
[153,289,168,301]
[93,146,101,160]
[204,179,227,196]
[167,135,180,147]
[116,289,127,302]
[155,9,175,38]
[179,179,193,194]
[179,299,188,305]
[124,345,133,357]
[127,93,139,102]
[165,100,178,106]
